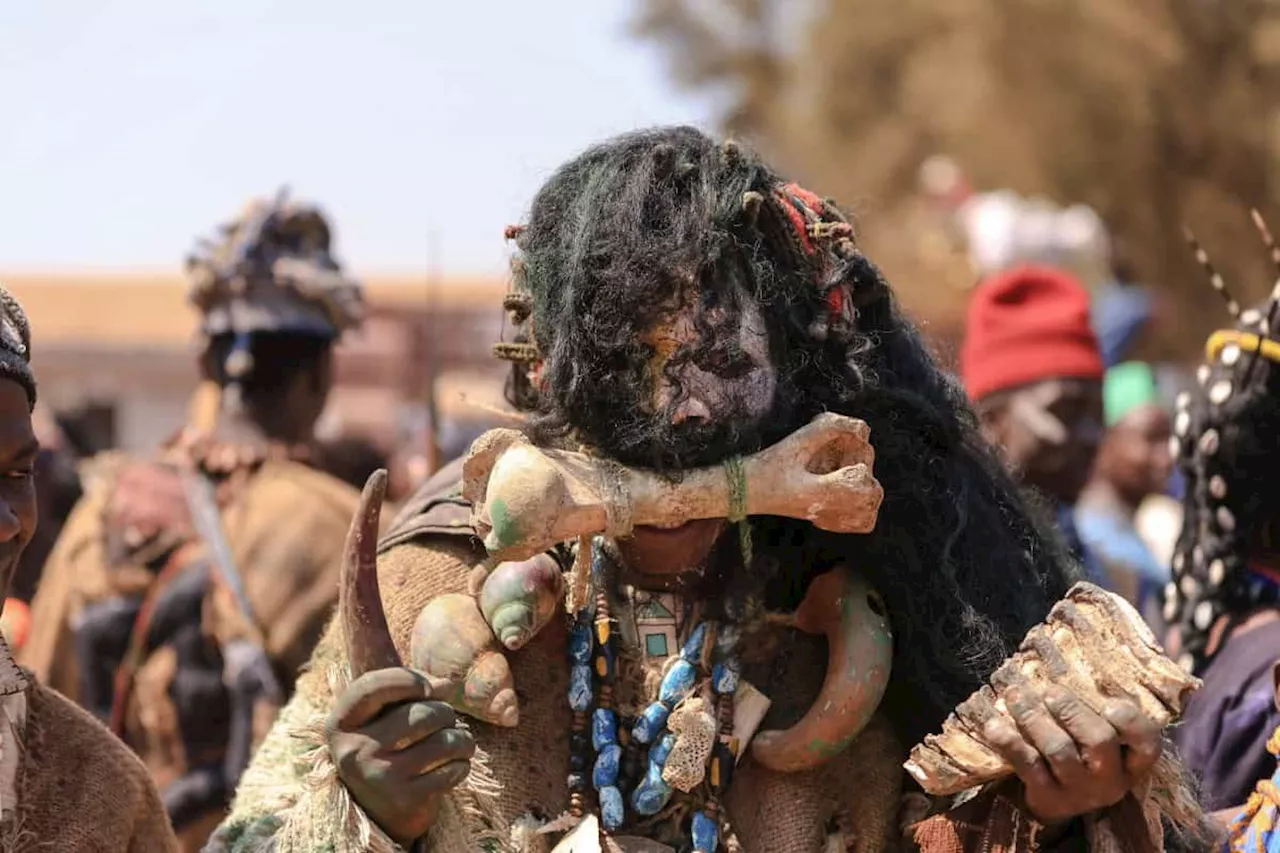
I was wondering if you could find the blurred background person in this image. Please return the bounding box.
[960,265,1108,585]
[311,433,390,493]
[1166,292,1280,812]
[1076,361,1173,628]
[20,193,368,850]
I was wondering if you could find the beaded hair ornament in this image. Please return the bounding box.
[1166,212,1280,672]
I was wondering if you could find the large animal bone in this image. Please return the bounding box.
[463,413,884,561]
[904,583,1201,797]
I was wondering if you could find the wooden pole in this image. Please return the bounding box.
[423,230,443,475]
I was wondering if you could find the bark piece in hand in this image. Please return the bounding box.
[904,583,1201,796]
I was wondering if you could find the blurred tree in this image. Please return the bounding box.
[635,0,1280,360]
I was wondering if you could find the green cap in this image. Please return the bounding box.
[1104,361,1159,426]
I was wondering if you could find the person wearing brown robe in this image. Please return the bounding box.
[209,130,1211,853]
[0,283,178,851]
[20,194,367,852]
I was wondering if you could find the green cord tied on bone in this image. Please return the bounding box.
[462,412,886,562]
[724,454,753,566]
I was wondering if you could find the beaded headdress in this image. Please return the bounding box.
[0,284,35,410]
[1167,213,1280,671]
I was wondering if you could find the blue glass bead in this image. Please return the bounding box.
[593,744,621,789]
[590,539,610,579]
[599,785,625,831]
[592,708,618,750]
[658,659,697,704]
[569,622,593,665]
[691,809,719,852]
[567,771,588,793]
[650,732,677,767]
[568,664,593,712]
[715,624,741,654]
[630,765,674,816]
[632,702,671,744]
[712,658,740,695]
[680,622,709,662]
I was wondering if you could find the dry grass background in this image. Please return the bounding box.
[635,0,1280,361]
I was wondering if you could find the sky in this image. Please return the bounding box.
[0,1,717,275]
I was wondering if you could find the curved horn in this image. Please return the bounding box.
[751,566,893,772]
[341,469,400,678]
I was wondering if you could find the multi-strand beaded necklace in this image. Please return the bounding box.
[564,537,742,852]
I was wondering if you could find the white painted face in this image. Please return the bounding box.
[643,291,777,428]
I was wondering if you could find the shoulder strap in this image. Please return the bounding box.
[378,456,476,554]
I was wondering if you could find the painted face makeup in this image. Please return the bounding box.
[643,290,777,429]
[1000,377,1104,504]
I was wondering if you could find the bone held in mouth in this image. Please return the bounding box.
[904,582,1201,796]
[751,566,894,772]
[463,412,885,562]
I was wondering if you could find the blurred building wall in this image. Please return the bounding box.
[3,271,513,456]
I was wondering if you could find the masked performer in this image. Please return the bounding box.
[21,192,366,850]
[0,282,179,850]
[1167,224,1280,813]
[210,128,1205,853]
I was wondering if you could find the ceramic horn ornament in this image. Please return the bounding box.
[751,566,894,772]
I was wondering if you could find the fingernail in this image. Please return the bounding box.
[982,719,1012,742]
[1008,691,1035,716]
[1043,687,1069,711]
[1103,702,1138,724]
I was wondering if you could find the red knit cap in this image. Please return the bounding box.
[960,265,1103,402]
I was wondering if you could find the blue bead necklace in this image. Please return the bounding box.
[565,537,742,852]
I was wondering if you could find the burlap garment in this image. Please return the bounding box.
[208,464,1198,852]
[209,532,912,853]
[0,645,178,851]
[20,455,366,852]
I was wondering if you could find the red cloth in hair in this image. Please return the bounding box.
[960,265,1103,401]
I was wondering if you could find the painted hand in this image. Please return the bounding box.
[981,685,1162,825]
[327,668,476,848]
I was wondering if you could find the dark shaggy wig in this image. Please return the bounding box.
[1167,291,1280,674]
[497,126,1076,746]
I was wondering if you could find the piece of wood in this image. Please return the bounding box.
[904,583,1201,796]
